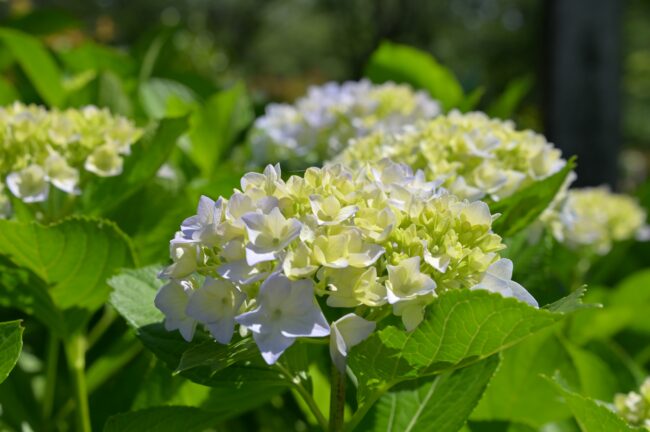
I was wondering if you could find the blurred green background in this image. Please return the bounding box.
[0,0,648,187]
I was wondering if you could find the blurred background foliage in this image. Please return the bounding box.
[0,0,648,189]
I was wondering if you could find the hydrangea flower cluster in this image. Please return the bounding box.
[544,187,650,255]
[335,111,566,202]
[248,80,440,168]
[0,102,142,214]
[614,377,650,430]
[155,161,537,367]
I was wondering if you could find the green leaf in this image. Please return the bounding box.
[0,260,67,336]
[364,41,464,111]
[82,116,188,216]
[187,82,253,179]
[349,288,586,405]
[490,157,576,238]
[0,27,64,106]
[109,266,303,388]
[358,355,499,432]
[0,76,19,104]
[0,217,135,335]
[131,358,284,423]
[487,76,533,119]
[472,328,617,428]
[98,71,134,117]
[57,41,135,78]
[103,406,221,432]
[139,78,198,119]
[546,375,643,432]
[457,86,485,112]
[0,320,23,384]
[570,270,650,344]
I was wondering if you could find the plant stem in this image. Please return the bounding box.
[65,334,91,432]
[275,363,328,431]
[329,363,346,432]
[345,386,389,432]
[86,307,116,349]
[42,335,59,421]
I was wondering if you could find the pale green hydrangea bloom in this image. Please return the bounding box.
[0,102,142,208]
[156,161,537,366]
[614,377,650,430]
[336,110,566,202]
[545,187,649,255]
[248,80,440,168]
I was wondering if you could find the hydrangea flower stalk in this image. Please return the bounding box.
[335,110,566,202]
[543,186,650,255]
[614,377,650,430]
[249,80,440,168]
[0,102,142,215]
[155,161,537,366]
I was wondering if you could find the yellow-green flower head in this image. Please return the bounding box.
[248,80,440,168]
[156,160,537,365]
[336,110,566,202]
[614,377,650,430]
[546,187,649,255]
[0,102,142,205]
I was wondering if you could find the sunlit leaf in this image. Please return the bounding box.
[364,41,464,111]
[0,217,136,336]
[349,287,587,405]
[547,374,643,432]
[0,320,23,384]
[0,27,64,106]
[358,355,499,432]
[490,157,576,238]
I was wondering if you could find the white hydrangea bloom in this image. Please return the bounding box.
[156,162,536,365]
[544,187,649,255]
[249,80,440,168]
[0,102,142,213]
[614,377,650,430]
[336,110,567,202]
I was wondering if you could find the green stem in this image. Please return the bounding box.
[329,363,346,432]
[65,334,91,432]
[86,307,116,349]
[276,363,328,431]
[345,386,389,432]
[42,335,59,421]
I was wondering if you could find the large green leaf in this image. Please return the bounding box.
[0,260,67,336]
[139,78,198,119]
[348,287,587,405]
[357,355,499,432]
[364,41,465,111]
[547,375,643,432]
[0,27,64,106]
[0,320,23,384]
[103,406,221,432]
[187,82,253,179]
[0,217,135,336]
[490,157,576,238]
[472,328,618,428]
[109,266,306,388]
[82,116,188,216]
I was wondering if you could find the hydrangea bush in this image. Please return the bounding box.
[543,186,650,255]
[154,161,538,367]
[336,110,566,202]
[0,102,142,216]
[248,80,440,168]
